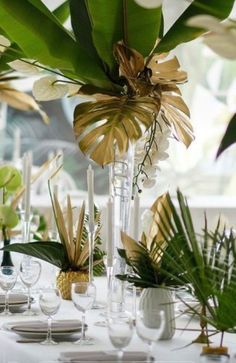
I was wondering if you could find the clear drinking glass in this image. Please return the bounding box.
[136,308,165,363]
[39,288,61,345]
[0,266,18,315]
[108,311,133,362]
[71,282,96,345]
[20,258,41,315]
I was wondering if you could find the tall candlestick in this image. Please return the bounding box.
[87,165,94,232]
[12,127,21,162]
[133,193,140,241]
[107,198,114,267]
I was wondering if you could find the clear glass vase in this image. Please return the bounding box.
[109,144,134,312]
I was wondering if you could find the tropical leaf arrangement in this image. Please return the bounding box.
[3,192,105,275]
[0,0,234,179]
[118,189,236,348]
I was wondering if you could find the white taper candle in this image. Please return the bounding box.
[24,152,32,221]
[87,165,94,231]
[12,127,21,162]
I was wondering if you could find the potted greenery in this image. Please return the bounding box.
[152,189,236,358]
[3,193,105,299]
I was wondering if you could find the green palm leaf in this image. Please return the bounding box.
[73,95,159,165]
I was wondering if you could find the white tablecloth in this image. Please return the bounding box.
[0,277,236,363]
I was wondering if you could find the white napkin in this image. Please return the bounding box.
[59,351,147,362]
[11,320,82,333]
[0,293,28,305]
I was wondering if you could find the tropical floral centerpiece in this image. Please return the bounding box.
[3,192,105,299]
[0,1,234,189]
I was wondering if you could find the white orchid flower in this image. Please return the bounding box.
[142,178,156,188]
[0,35,11,53]
[187,15,236,60]
[134,0,162,9]
[33,75,69,101]
[141,209,154,236]
[8,59,41,75]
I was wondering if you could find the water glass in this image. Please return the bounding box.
[39,288,61,345]
[108,311,133,362]
[136,308,165,362]
[20,258,41,315]
[0,266,18,315]
[71,282,96,345]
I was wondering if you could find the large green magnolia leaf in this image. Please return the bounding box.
[2,242,70,270]
[73,96,160,165]
[157,0,235,53]
[0,0,113,89]
[216,113,236,158]
[88,0,162,74]
[53,1,70,24]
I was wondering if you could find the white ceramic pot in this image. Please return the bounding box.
[139,287,175,340]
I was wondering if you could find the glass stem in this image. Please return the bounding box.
[117,349,124,363]
[81,313,86,340]
[27,287,31,311]
[147,341,153,363]
[47,316,52,342]
[5,290,9,314]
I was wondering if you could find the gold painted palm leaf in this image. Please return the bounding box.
[73,95,160,166]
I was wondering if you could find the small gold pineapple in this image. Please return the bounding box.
[56,270,89,300]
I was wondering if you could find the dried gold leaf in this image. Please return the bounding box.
[0,85,49,123]
[121,231,143,260]
[73,96,160,165]
[74,201,85,263]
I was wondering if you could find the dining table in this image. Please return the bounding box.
[0,275,236,363]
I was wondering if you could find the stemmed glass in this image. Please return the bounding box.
[71,281,96,345]
[20,258,41,315]
[39,288,61,345]
[0,266,18,315]
[136,307,165,363]
[108,311,133,362]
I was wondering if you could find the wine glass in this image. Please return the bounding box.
[71,281,96,345]
[20,258,41,315]
[39,288,61,345]
[136,307,165,363]
[0,266,18,315]
[108,311,133,362]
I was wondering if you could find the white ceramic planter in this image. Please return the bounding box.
[139,287,175,340]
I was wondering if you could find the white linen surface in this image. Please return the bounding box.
[0,277,235,363]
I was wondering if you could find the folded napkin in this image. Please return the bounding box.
[59,351,147,362]
[0,293,28,305]
[11,320,83,333]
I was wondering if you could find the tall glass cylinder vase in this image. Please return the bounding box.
[0,102,7,162]
[109,144,134,311]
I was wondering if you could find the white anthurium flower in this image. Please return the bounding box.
[67,83,81,96]
[0,35,10,52]
[8,59,41,76]
[187,16,236,60]
[227,80,236,112]
[33,75,69,101]
[134,0,162,9]
[141,209,154,237]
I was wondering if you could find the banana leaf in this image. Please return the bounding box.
[0,0,113,89]
[2,241,70,270]
[216,113,236,158]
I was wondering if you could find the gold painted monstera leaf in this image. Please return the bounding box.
[73,95,160,166]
